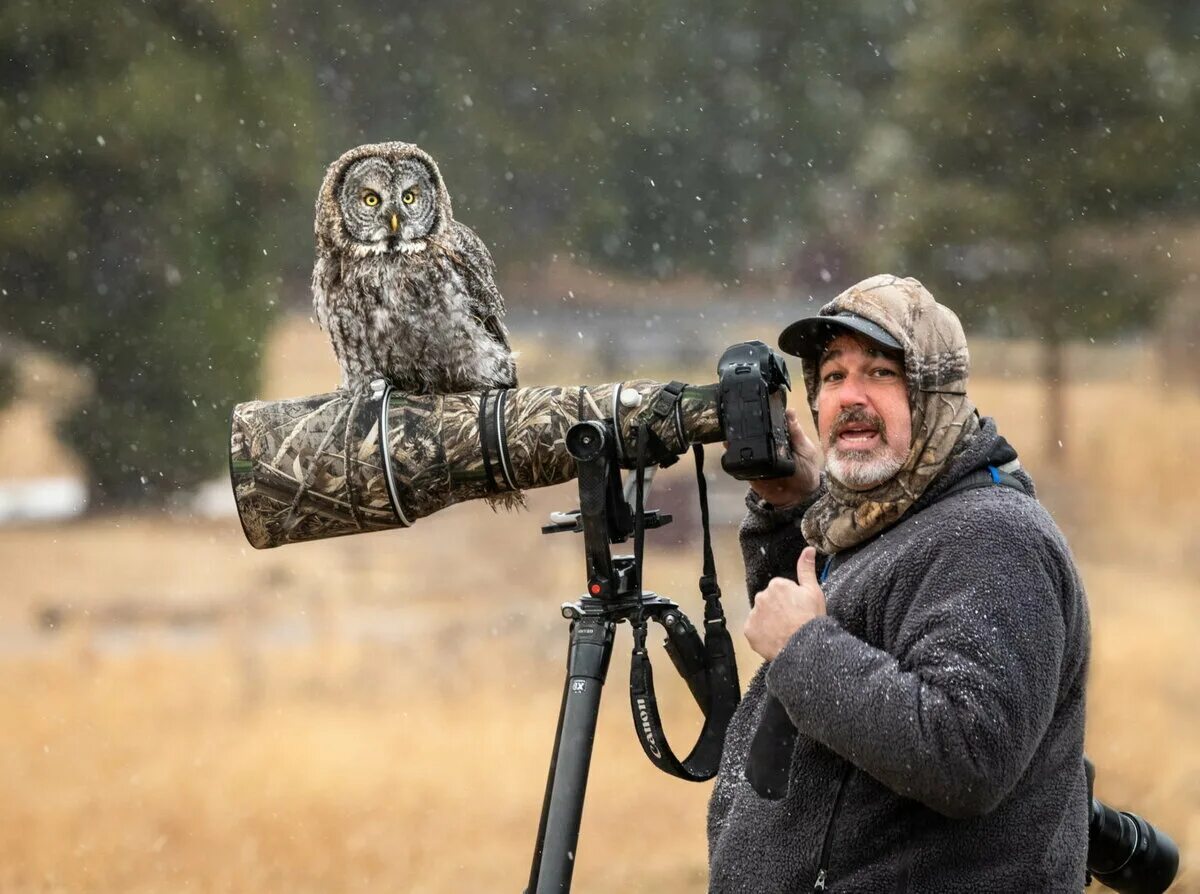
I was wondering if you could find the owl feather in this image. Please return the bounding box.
[311,141,522,510]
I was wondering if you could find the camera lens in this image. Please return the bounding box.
[1088,799,1179,894]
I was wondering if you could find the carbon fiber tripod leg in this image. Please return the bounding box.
[525,613,615,893]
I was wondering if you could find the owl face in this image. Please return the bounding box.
[337,156,441,247]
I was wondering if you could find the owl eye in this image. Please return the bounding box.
[402,190,416,205]
[363,191,380,207]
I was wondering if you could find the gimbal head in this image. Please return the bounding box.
[541,420,670,600]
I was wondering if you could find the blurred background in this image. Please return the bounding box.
[1,1,1198,891]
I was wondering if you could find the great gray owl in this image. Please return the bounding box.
[311,141,518,395]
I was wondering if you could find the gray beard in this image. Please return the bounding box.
[825,445,905,491]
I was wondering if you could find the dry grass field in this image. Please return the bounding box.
[0,315,1197,892]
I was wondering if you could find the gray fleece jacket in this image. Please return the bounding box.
[707,419,1091,892]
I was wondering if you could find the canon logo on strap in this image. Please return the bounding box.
[635,697,662,759]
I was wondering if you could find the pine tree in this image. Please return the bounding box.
[0,0,318,507]
[859,0,1199,458]
[285,0,900,283]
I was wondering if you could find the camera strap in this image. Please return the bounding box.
[627,423,741,781]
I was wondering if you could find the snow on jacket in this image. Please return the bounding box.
[707,418,1091,893]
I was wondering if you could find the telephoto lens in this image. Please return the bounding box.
[1087,797,1179,894]
[230,341,796,549]
[230,379,721,548]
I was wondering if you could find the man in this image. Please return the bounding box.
[708,275,1090,892]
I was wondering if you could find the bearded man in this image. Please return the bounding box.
[707,275,1091,892]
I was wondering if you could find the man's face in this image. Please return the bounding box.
[815,333,912,491]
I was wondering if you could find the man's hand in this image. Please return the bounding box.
[746,408,821,508]
[745,547,827,661]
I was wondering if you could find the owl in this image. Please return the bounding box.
[311,141,518,396]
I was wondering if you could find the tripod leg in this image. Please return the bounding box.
[526,615,615,893]
[526,674,570,892]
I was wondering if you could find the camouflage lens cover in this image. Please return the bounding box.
[231,380,722,549]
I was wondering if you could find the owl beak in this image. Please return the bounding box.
[390,213,399,234]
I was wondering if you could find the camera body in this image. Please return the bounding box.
[717,340,795,481]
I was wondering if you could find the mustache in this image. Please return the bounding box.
[828,407,888,447]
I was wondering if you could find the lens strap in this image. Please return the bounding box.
[477,389,501,494]
[627,425,741,781]
[477,388,518,495]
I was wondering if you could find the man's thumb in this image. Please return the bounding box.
[798,546,819,585]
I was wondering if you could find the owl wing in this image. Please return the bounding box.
[444,220,518,388]
[311,253,340,331]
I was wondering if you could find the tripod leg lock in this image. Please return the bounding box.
[567,619,615,683]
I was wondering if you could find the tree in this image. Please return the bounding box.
[283,0,902,284]
[0,356,14,411]
[857,0,1200,458]
[0,0,318,508]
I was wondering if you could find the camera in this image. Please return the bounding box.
[1085,758,1179,893]
[230,341,795,549]
[717,340,795,481]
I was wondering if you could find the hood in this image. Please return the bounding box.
[800,274,981,554]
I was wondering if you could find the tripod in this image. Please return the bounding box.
[524,420,687,893]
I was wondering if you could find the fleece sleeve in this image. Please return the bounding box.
[765,500,1071,818]
[738,480,825,604]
